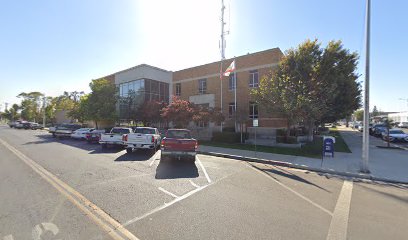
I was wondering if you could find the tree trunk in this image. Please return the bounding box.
[286,120,291,142]
[307,120,314,142]
[95,120,98,129]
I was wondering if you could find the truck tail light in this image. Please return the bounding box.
[123,134,128,142]
[151,136,155,143]
[161,139,165,148]
[195,140,198,150]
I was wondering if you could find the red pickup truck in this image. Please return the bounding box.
[160,129,198,162]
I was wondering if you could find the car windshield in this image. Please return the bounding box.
[111,128,130,134]
[166,130,191,139]
[134,128,155,134]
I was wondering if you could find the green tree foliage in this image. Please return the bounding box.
[354,109,364,121]
[372,105,379,117]
[83,79,117,128]
[252,39,361,141]
[17,92,44,121]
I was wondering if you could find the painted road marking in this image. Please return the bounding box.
[149,150,161,166]
[158,187,179,198]
[189,180,200,188]
[123,185,209,227]
[0,138,139,240]
[196,156,212,183]
[326,180,353,240]
[246,162,333,216]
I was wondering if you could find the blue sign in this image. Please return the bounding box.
[323,138,334,157]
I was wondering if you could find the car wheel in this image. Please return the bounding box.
[52,133,56,138]
[101,143,107,149]
[126,148,133,154]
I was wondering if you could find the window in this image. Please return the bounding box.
[249,70,259,88]
[229,102,236,118]
[229,73,236,90]
[249,102,258,119]
[175,83,181,96]
[198,79,207,94]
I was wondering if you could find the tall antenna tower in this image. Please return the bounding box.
[219,0,228,131]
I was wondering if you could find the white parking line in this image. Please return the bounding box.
[246,163,333,216]
[196,156,212,183]
[0,138,140,240]
[123,185,208,227]
[149,150,161,167]
[326,180,353,240]
[189,180,200,188]
[158,187,179,198]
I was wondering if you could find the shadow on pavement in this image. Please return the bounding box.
[114,150,156,162]
[155,160,199,179]
[356,183,408,204]
[259,165,331,193]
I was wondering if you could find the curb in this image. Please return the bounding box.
[197,151,408,185]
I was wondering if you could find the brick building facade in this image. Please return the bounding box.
[98,47,287,132]
[173,48,287,129]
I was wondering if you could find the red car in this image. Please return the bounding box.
[160,129,198,162]
[86,129,105,143]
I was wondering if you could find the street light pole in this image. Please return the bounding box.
[361,0,371,173]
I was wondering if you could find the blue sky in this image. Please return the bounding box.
[0,0,407,112]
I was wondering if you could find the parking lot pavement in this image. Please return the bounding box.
[1,126,408,240]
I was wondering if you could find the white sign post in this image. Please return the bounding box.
[253,119,258,158]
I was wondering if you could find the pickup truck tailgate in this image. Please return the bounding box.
[163,138,196,151]
[127,134,153,144]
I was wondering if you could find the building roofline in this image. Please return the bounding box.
[174,47,283,73]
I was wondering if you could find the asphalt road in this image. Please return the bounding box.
[1,125,407,240]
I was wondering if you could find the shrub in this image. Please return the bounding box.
[222,127,236,132]
[212,132,246,143]
[276,128,286,136]
[276,136,298,144]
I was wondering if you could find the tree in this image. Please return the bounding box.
[318,41,361,123]
[372,105,379,117]
[17,92,44,121]
[252,39,361,142]
[161,96,195,128]
[85,79,117,128]
[137,101,168,126]
[384,119,393,148]
[354,109,364,121]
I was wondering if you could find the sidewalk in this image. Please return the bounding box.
[198,126,408,183]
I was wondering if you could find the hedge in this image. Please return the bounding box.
[212,132,248,143]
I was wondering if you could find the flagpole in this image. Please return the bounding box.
[220,0,226,133]
[234,62,237,132]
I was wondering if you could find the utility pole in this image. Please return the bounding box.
[219,0,227,132]
[361,0,371,173]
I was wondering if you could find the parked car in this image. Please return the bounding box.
[160,129,198,162]
[22,122,32,129]
[30,122,44,130]
[372,124,386,137]
[381,129,408,142]
[123,127,161,153]
[8,120,22,128]
[49,124,62,137]
[55,124,82,139]
[86,129,106,143]
[358,125,364,132]
[99,127,133,149]
[71,128,95,140]
[397,122,408,128]
[14,121,28,129]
